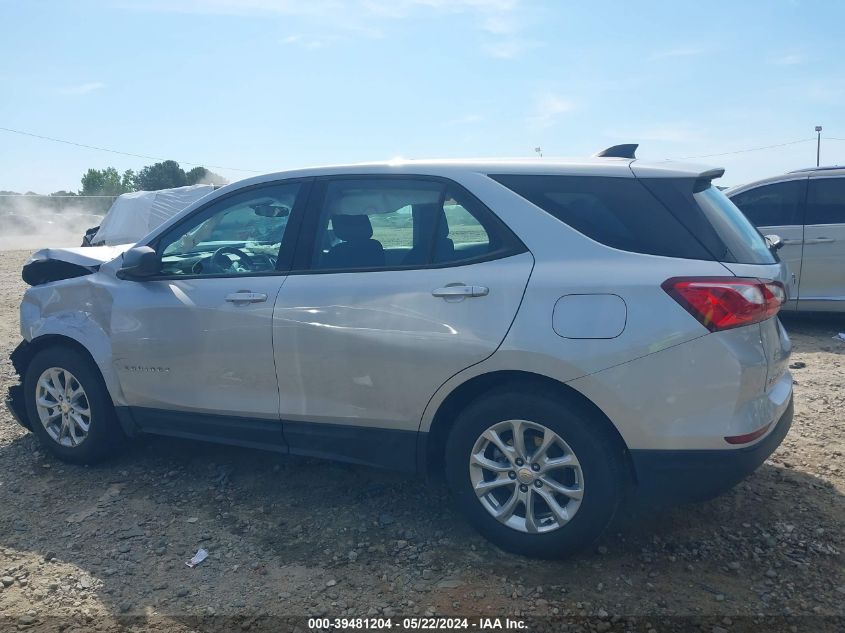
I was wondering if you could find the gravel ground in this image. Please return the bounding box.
[0,249,843,632]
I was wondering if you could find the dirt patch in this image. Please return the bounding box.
[0,249,842,631]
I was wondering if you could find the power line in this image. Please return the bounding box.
[0,126,262,173]
[0,194,117,198]
[670,138,816,160]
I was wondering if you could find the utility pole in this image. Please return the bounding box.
[815,126,822,167]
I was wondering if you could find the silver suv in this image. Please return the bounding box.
[727,166,845,312]
[6,148,794,558]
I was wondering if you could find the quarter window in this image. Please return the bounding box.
[157,183,301,276]
[310,179,516,271]
[806,178,845,224]
[491,174,713,260]
[729,180,805,227]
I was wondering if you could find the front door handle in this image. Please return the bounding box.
[805,237,836,244]
[432,284,489,298]
[781,239,802,245]
[225,291,268,304]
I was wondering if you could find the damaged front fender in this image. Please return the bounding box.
[20,274,129,409]
[22,245,131,286]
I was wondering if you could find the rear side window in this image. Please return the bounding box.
[729,180,806,227]
[490,174,713,259]
[807,178,845,224]
[308,178,523,271]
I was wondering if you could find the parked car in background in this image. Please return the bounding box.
[727,166,845,312]
[7,148,793,558]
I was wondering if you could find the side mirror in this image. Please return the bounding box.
[117,246,160,280]
[764,234,784,252]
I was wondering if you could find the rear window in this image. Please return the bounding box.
[490,174,713,260]
[692,185,775,264]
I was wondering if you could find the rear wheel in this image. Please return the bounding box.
[24,346,125,464]
[445,389,624,558]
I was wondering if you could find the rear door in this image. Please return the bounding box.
[728,178,808,307]
[272,176,533,469]
[796,177,845,308]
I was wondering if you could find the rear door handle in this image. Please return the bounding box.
[805,237,835,244]
[432,284,489,298]
[225,291,268,304]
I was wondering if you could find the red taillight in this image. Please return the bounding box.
[662,277,785,332]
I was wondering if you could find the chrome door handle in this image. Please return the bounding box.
[781,239,803,245]
[225,291,268,304]
[432,285,489,298]
[805,237,835,244]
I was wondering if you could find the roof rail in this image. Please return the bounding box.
[594,144,638,159]
[788,165,845,173]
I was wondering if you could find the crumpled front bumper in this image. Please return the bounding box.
[6,341,31,430]
[5,384,29,430]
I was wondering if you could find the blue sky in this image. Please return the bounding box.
[1,0,844,192]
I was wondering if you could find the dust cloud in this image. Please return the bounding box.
[0,195,108,251]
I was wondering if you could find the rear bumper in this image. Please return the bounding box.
[5,384,30,430]
[630,395,793,505]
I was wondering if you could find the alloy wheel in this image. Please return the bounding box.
[469,419,584,533]
[35,367,92,447]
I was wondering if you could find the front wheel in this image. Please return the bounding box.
[445,389,624,558]
[24,346,125,464]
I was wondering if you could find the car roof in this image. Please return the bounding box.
[221,157,723,192]
[726,166,845,196]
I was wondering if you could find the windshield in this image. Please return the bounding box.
[693,185,775,265]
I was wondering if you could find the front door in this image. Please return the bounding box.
[272,176,533,469]
[797,177,845,308]
[109,180,309,446]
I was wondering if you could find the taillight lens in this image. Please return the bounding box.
[662,277,785,332]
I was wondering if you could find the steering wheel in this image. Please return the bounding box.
[209,246,254,273]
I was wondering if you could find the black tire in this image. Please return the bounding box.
[24,346,125,464]
[444,387,625,559]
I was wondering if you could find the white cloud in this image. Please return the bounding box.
[527,94,575,129]
[483,37,541,59]
[126,0,537,58]
[282,34,333,49]
[770,53,805,65]
[648,47,704,61]
[445,113,483,126]
[59,82,105,95]
[605,124,701,144]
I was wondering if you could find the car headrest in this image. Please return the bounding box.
[436,209,450,239]
[415,203,451,239]
[331,214,374,241]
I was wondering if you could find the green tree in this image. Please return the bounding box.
[135,160,187,191]
[80,167,132,196]
[185,166,228,186]
[122,169,137,192]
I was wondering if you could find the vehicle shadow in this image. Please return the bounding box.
[0,424,842,628]
[779,312,845,348]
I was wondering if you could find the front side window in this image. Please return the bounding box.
[310,179,515,271]
[157,182,301,276]
[807,178,845,224]
[729,180,805,227]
